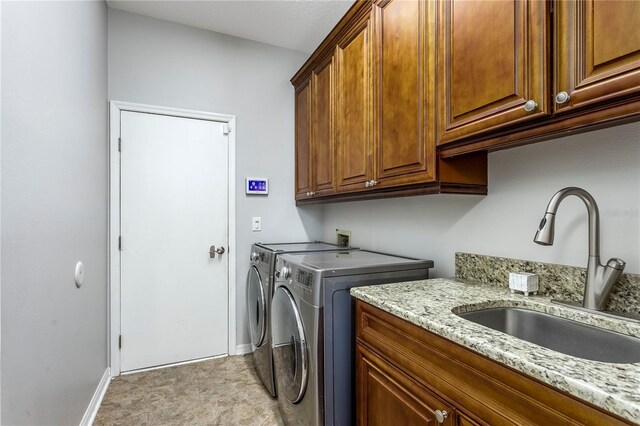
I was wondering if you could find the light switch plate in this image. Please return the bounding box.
[252,217,262,232]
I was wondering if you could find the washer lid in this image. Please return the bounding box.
[271,287,308,404]
[246,266,266,348]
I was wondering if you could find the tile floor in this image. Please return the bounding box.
[94,355,283,426]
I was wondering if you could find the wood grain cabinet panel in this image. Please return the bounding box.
[291,0,487,203]
[374,0,436,187]
[335,8,375,193]
[357,344,454,426]
[311,56,336,197]
[555,0,640,113]
[295,79,312,200]
[437,0,550,145]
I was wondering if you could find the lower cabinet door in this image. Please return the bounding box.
[356,344,454,426]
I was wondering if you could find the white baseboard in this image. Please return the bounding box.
[235,343,252,355]
[80,367,111,426]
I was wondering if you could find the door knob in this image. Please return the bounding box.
[209,245,225,258]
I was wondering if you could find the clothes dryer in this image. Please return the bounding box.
[271,250,433,425]
[246,242,358,397]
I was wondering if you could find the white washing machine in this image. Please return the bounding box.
[246,242,358,397]
[271,250,433,425]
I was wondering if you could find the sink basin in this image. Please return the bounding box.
[457,307,640,364]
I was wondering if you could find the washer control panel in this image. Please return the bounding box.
[296,269,314,287]
[275,257,321,306]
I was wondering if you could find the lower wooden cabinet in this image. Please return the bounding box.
[357,344,454,426]
[355,300,634,426]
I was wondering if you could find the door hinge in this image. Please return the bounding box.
[118,137,122,152]
[119,335,122,349]
[118,236,122,251]
[223,123,231,135]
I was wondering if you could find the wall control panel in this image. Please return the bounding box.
[246,177,269,195]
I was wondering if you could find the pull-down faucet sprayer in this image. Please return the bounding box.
[534,187,625,311]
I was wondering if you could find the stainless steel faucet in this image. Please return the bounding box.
[534,187,625,311]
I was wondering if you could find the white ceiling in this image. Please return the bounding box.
[106,0,355,54]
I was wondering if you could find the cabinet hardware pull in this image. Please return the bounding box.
[555,91,570,104]
[365,181,371,188]
[434,409,448,424]
[524,100,538,112]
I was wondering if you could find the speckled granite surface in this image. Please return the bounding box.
[456,252,640,317]
[351,279,640,423]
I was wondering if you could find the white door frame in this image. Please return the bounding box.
[108,101,237,376]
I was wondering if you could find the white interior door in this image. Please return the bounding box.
[120,111,229,372]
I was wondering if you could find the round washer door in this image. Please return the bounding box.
[271,286,308,404]
[246,266,266,348]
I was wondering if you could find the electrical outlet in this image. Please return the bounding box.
[336,229,351,247]
[252,217,262,232]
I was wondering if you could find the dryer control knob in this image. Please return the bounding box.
[250,252,260,262]
[280,266,291,279]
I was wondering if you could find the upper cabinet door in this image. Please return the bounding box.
[335,7,375,193]
[374,0,435,187]
[437,0,550,145]
[555,0,640,113]
[311,56,336,197]
[295,79,312,200]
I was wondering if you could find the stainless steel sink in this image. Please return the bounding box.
[457,307,640,364]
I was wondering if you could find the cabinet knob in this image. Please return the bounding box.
[555,91,570,104]
[434,410,448,424]
[524,100,538,112]
[372,180,378,187]
[365,181,371,188]
[310,191,316,196]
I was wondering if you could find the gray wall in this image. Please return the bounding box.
[322,123,640,277]
[108,9,322,348]
[1,1,108,425]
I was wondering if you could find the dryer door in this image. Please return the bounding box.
[246,266,266,348]
[271,286,308,404]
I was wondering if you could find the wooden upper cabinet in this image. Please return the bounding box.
[291,0,487,203]
[554,0,640,113]
[437,0,550,145]
[311,56,336,197]
[294,79,312,200]
[335,7,375,193]
[374,0,436,187]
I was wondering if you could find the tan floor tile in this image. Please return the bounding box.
[95,355,282,426]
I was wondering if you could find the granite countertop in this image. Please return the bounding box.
[351,278,640,423]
